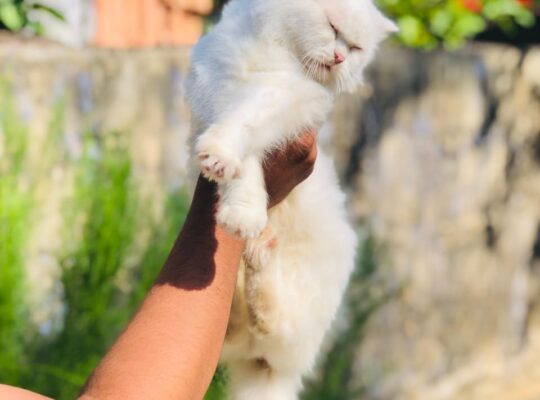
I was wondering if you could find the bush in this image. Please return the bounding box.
[0,79,32,386]
[0,82,190,399]
[379,0,538,49]
[0,0,63,34]
[211,0,537,49]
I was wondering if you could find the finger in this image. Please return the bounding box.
[286,129,317,165]
[262,129,317,172]
[305,135,317,166]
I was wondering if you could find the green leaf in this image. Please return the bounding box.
[26,19,44,35]
[398,15,436,48]
[452,13,487,37]
[30,3,65,21]
[430,9,453,37]
[514,8,535,27]
[398,15,424,45]
[0,3,24,31]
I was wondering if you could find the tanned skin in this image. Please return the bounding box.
[0,131,317,400]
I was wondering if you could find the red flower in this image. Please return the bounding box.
[516,0,534,8]
[461,0,483,13]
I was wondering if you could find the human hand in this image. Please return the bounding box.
[264,129,317,208]
[188,129,317,220]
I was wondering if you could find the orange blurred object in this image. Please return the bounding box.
[461,0,483,13]
[94,0,213,48]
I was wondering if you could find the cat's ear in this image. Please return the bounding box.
[381,16,399,34]
[376,12,399,37]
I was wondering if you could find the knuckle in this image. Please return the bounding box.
[294,131,317,164]
[301,130,317,149]
[306,144,318,165]
[299,163,315,182]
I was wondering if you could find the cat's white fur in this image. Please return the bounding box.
[185,0,396,398]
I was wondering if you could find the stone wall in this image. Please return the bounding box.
[344,46,540,400]
[2,39,540,399]
[33,0,95,47]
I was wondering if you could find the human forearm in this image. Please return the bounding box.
[0,385,52,400]
[80,131,317,399]
[80,178,244,400]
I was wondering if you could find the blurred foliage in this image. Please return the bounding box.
[205,367,229,400]
[0,80,66,385]
[379,0,538,49]
[0,84,190,398]
[27,132,140,398]
[0,0,64,34]
[0,79,31,386]
[211,0,537,49]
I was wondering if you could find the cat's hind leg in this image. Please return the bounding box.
[227,359,301,400]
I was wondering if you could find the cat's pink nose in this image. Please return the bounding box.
[334,52,345,65]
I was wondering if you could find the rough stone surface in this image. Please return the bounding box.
[2,40,540,399]
[342,45,540,400]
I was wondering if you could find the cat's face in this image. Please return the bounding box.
[282,0,397,92]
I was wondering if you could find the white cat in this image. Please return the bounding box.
[185,0,396,398]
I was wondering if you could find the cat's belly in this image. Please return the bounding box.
[222,151,356,371]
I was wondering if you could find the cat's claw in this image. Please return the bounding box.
[196,140,241,183]
[198,152,240,183]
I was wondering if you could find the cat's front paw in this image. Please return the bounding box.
[195,130,241,183]
[217,201,268,239]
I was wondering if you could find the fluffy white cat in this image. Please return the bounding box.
[185,0,396,398]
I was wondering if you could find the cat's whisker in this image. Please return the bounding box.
[309,60,317,80]
[304,59,311,77]
[302,55,315,79]
[309,61,317,80]
[300,55,309,70]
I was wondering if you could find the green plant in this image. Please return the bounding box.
[0,80,196,398]
[0,0,64,34]
[23,131,137,398]
[0,79,32,385]
[205,367,229,400]
[211,0,537,49]
[377,0,537,49]
[15,129,192,399]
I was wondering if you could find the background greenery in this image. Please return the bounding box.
[0,82,190,398]
[379,0,538,48]
[212,0,538,49]
[0,0,63,35]
[0,0,537,49]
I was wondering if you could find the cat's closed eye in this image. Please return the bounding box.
[328,20,362,52]
[329,22,338,37]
